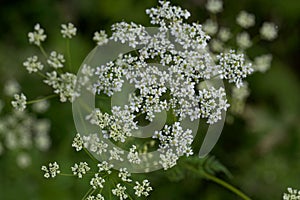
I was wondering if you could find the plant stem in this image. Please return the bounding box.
[185,164,251,200]
[39,45,48,58]
[66,39,72,72]
[203,172,252,200]
[27,94,57,104]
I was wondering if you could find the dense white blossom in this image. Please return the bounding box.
[217,50,253,88]
[72,133,83,151]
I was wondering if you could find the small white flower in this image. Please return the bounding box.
[206,0,223,14]
[118,168,132,182]
[72,133,83,151]
[112,184,128,200]
[133,179,152,197]
[86,194,105,200]
[218,27,231,42]
[90,173,105,189]
[98,161,114,174]
[236,32,252,49]
[41,162,60,178]
[253,54,272,73]
[61,23,77,39]
[23,56,44,73]
[236,11,255,29]
[4,80,20,96]
[93,30,109,46]
[127,145,141,164]
[283,187,300,200]
[203,19,218,35]
[71,162,90,178]
[47,51,65,69]
[260,22,278,41]
[11,93,27,111]
[28,23,47,46]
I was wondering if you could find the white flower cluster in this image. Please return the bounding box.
[153,122,194,169]
[93,30,109,46]
[44,71,78,102]
[133,180,152,197]
[0,109,51,167]
[86,0,255,171]
[41,162,60,178]
[86,194,105,200]
[11,93,27,111]
[28,23,47,46]
[206,0,223,14]
[23,56,44,73]
[71,162,91,178]
[236,11,255,29]
[217,50,253,88]
[260,22,278,41]
[47,51,65,69]
[283,187,300,200]
[61,23,77,39]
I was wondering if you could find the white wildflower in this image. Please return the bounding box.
[260,22,278,41]
[28,23,47,46]
[217,50,253,88]
[283,187,300,200]
[127,145,141,164]
[11,93,27,111]
[93,30,108,46]
[203,19,218,35]
[118,168,132,182]
[236,11,255,29]
[71,162,90,178]
[98,161,114,174]
[112,184,128,200]
[253,54,272,73]
[23,56,44,73]
[133,180,152,197]
[90,173,105,189]
[72,133,83,151]
[206,0,223,14]
[61,23,77,39]
[47,51,65,69]
[41,162,60,178]
[236,32,252,49]
[218,27,231,42]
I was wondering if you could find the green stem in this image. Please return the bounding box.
[27,94,57,104]
[82,187,95,200]
[39,45,48,58]
[185,164,251,200]
[66,39,72,72]
[203,172,252,200]
[59,173,75,177]
[83,147,98,163]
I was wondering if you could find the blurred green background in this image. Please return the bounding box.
[0,0,299,199]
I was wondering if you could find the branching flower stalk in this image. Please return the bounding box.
[9,0,278,199]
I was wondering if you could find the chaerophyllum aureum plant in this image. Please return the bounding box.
[10,0,280,199]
